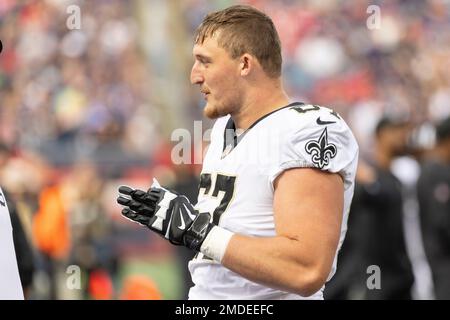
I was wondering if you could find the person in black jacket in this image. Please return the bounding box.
[326,117,416,300]
[418,116,450,299]
[360,117,415,299]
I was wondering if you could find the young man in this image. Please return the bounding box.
[117,5,358,299]
[0,187,24,299]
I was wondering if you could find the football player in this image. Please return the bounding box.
[0,187,24,299]
[117,5,358,299]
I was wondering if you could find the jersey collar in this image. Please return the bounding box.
[221,101,305,158]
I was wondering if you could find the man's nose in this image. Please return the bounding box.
[190,64,204,85]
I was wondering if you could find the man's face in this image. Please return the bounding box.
[190,35,243,119]
[380,125,411,155]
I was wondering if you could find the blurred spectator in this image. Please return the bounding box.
[32,181,70,299]
[65,163,119,299]
[418,116,450,299]
[356,117,415,299]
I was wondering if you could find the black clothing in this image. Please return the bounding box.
[418,159,450,299]
[359,166,415,299]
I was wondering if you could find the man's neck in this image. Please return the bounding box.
[230,83,290,130]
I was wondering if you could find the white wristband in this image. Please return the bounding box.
[200,226,234,263]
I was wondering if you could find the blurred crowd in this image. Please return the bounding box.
[0,0,449,299]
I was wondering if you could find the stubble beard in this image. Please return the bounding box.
[203,91,242,120]
[203,101,235,119]
[203,102,221,119]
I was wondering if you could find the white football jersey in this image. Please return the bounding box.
[0,187,24,300]
[188,102,359,300]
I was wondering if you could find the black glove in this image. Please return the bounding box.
[117,182,214,251]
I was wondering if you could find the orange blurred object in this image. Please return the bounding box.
[32,185,70,259]
[120,275,162,300]
[88,270,115,300]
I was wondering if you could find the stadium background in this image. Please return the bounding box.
[0,0,449,299]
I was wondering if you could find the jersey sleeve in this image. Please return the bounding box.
[269,110,359,188]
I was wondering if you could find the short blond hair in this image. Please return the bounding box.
[195,5,282,78]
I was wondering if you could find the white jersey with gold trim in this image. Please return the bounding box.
[188,103,359,300]
[0,187,24,300]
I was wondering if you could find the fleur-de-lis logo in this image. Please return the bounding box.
[305,127,337,169]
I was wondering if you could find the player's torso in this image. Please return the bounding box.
[190,108,300,299]
[189,103,358,299]
[196,112,289,238]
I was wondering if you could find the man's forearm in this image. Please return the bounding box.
[220,233,332,297]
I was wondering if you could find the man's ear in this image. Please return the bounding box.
[239,53,253,76]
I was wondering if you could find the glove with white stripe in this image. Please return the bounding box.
[116,181,214,251]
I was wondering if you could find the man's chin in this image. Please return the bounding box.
[203,104,225,119]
